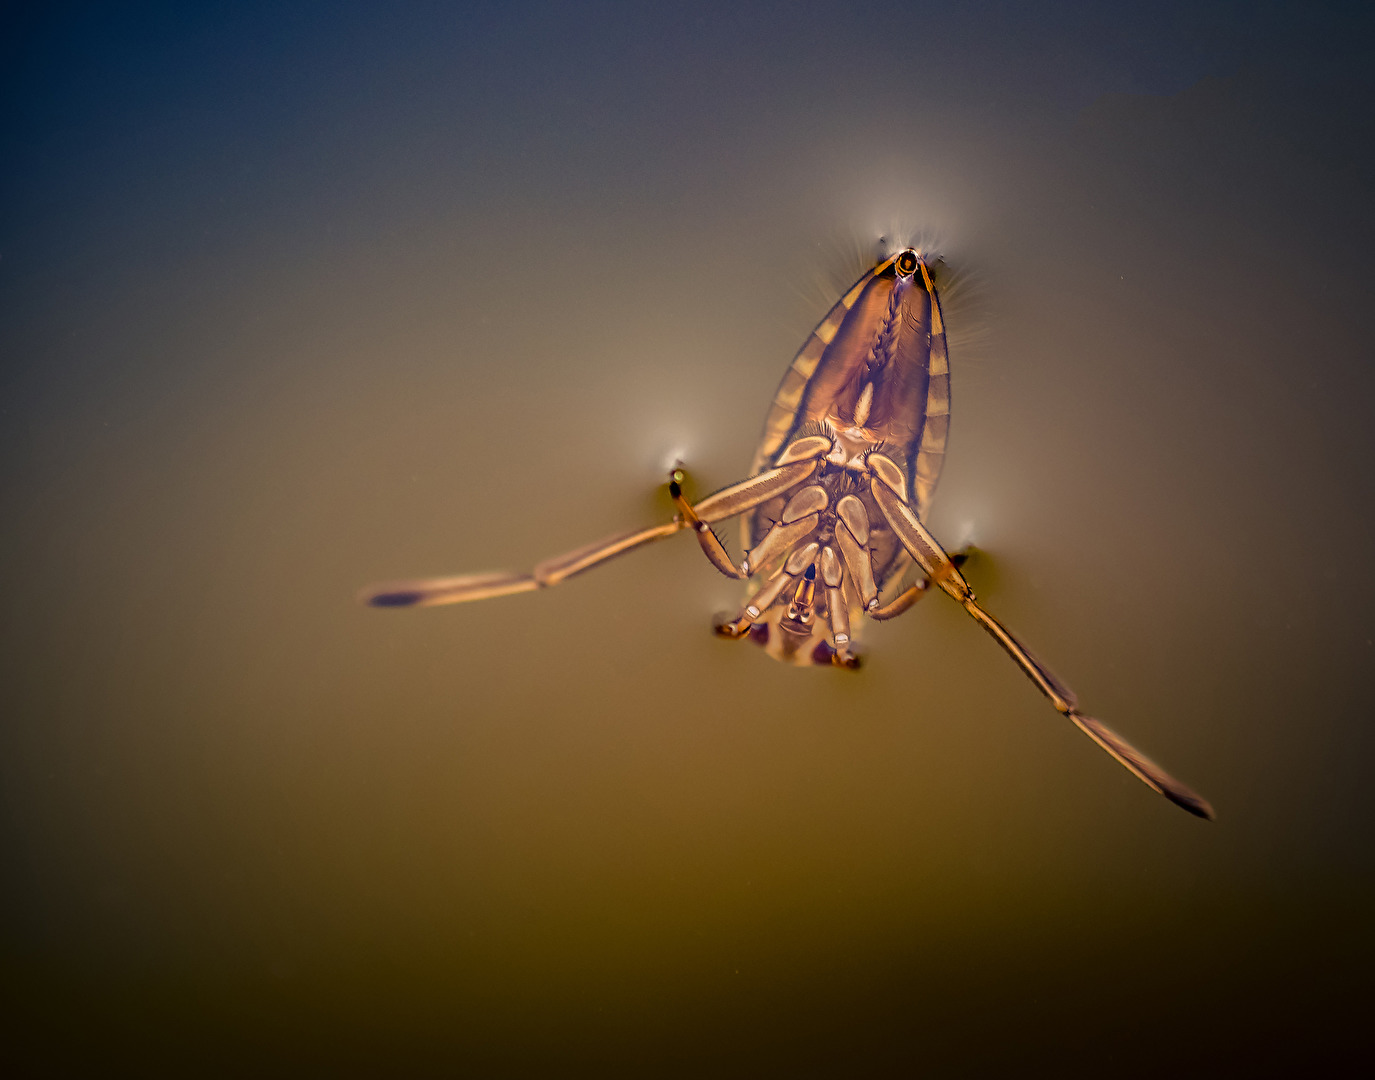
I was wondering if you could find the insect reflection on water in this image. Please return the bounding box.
[361,246,1213,820]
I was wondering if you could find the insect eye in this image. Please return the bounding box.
[895,250,919,277]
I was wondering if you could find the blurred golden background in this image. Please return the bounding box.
[2,3,1371,1073]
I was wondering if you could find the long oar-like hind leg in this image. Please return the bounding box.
[957,599,1214,819]
[864,454,1214,820]
[360,457,823,609]
[360,519,686,608]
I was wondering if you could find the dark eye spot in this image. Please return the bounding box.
[895,250,919,277]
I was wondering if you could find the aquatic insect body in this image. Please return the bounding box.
[362,248,1213,819]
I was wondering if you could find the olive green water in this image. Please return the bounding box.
[2,5,1372,1074]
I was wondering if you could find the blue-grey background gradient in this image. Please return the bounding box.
[2,2,1373,1074]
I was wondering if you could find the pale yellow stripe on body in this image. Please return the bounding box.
[916,428,945,462]
[926,375,950,417]
[814,315,842,346]
[914,272,952,516]
[751,340,821,472]
[763,366,809,435]
[913,479,934,515]
[920,261,944,331]
[788,334,827,382]
[919,415,948,451]
[914,458,944,488]
[840,274,871,309]
[753,409,795,473]
[779,270,871,399]
[928,342,949,377]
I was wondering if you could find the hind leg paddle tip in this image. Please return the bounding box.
[367,591,423,607]
[1165,789,1216,821]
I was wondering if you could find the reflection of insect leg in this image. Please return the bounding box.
[863,453,1214,819]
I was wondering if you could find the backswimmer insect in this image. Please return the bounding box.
[361,247,1214,819]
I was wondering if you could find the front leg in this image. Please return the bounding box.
[689,431,833,524]
[692,459,818,523]
[674,433,835,579]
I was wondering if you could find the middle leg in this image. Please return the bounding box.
[869,548,973,621]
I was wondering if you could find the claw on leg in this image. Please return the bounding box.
[830,645,861,670]
[811,638,861,669]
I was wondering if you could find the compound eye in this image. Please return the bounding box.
[894,250,919,277]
